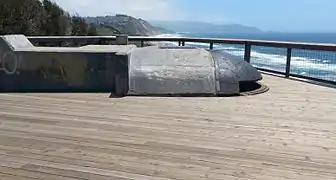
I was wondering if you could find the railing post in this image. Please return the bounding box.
[244,43,251,63]
[209,42,214,50]
[140,40,144,47]
[285,48,292,78]
[178,41,181,46]
[182,41,185,46]
[116,35,128,45]
[110,38,114,45]
[99,39,105,45]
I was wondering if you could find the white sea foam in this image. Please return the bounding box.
[249,51,336,71]
[213,45,336,81]
[152,33,182,46]
[238,49,335,81]
[155,33,182,38]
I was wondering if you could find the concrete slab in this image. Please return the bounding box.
[1,34,34,50]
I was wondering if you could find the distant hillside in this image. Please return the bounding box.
[150,21,262,34]
[85,15,173,36]
[0,1,172,37]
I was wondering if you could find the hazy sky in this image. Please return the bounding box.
[54,0,336,32]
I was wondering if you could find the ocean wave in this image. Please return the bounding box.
[155,33,183,38]
[249,51,336,72]
[185,42,336,72]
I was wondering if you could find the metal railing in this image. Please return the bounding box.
[28,36,336,85]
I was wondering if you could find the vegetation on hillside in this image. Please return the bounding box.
[0,1,170,37]
[0,0,97,36]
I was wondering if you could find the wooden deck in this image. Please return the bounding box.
[0,74,335,180]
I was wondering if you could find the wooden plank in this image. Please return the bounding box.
[0,166,77,180]
[0,172,39,180]
[0,74,335,180]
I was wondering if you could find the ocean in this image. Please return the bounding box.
[156,33,336,83]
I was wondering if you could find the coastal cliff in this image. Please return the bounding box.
[85,14,173,36]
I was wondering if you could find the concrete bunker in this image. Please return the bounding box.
[0,35,265,96]
[128,46,263,96]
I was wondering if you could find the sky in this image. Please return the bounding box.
[54,0,336,32]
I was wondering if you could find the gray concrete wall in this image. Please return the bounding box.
[0,35,133,95]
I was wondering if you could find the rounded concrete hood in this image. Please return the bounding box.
[128,46,262,96]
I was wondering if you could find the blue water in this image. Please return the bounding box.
[157,33,336,82]
[187,32,336,43]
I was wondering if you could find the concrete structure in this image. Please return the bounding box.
[129,46,217,95]
[116,35,129,45]
[129,46,262,96]
[0,35,134,96]
[212,50,263,95]
[0,35,262,96]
